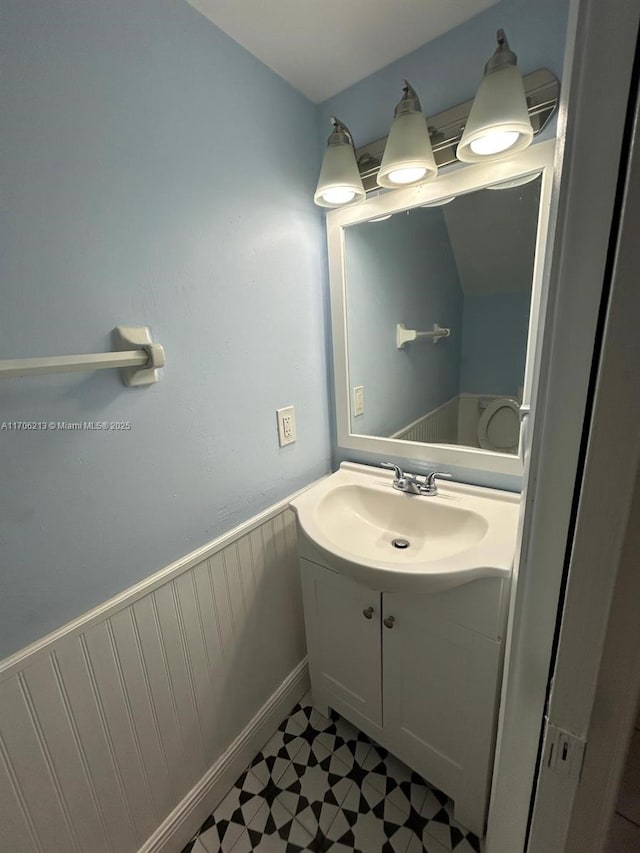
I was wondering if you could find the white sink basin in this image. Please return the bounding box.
[290,462,520,593]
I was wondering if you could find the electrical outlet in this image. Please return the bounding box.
[353,385,364,416]
[276,406,296,446]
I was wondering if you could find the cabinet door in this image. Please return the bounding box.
[382,592,502,836]
[300,559,382,728]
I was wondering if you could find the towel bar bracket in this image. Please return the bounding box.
[396,322,451,349]
[113,326,165,386]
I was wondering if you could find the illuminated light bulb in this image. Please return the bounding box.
[456,30,533,164]
[469,131,520,156]
[377,81,437,189]
[387,166,428,185]
[322,187,356,205]
[314,117,365,208]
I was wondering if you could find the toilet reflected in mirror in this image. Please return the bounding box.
[477,396,521,452]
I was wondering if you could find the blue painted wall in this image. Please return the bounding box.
[0,0,331,659]
[345,209,463,436]
[460,293,531,396]
[0,0,572,657]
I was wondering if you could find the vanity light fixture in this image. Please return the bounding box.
[313,42,558,206]
[457,30,534,163]
[314,117,366,208]
[377,81,438,188]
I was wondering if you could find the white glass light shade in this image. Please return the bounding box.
[314,142,365,208]
[457,64,533,163]
[377,111,437,188]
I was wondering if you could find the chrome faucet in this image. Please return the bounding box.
[380,462,451,496]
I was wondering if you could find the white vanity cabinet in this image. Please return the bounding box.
[300,555,508,836]
[301,559,383,727]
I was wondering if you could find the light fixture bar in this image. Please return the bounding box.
[356,68,558,192]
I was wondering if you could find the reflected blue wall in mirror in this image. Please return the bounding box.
[460,292,531,396]
[343,176,541,451]
[345,209,462,437]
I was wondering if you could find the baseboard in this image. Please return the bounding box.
[138,658,310,853]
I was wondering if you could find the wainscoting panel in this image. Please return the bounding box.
[392,396,459,444]
[391,395,511,448]
[0,500,308,853]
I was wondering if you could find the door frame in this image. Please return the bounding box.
[528,30,640,852]
[485,1,640,851]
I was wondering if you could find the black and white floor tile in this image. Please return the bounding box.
[182,694,483,853]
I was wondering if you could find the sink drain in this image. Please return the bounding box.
[391,537,410,550]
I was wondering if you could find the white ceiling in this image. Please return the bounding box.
[185,0,500,103]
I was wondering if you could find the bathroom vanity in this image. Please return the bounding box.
[304,142,556,836]
[290,462,519,836]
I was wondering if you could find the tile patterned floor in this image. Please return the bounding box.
[181,694,483,853]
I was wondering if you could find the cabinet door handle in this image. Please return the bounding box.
[383,616,395,629]
[362,606,375,619]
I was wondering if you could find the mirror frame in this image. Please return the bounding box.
[326,139,556,479]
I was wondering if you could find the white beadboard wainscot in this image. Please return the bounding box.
[0,496,312,853]
[391,396,459,444]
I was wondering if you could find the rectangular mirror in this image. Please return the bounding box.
[327,140,555,480]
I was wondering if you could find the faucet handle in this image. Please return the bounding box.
[380,461,405,480]
[417,471,452,495]
[425,471,452,485]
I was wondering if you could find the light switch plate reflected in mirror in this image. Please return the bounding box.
[353,385,364,416]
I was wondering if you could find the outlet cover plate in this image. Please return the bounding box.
[276,406,296,446]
